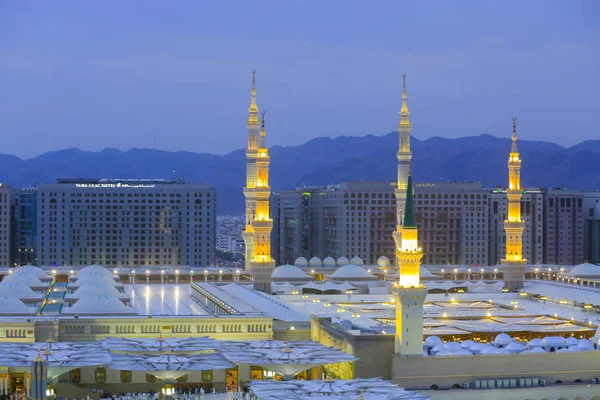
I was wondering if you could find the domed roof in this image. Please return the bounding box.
[0,283,41,298]
[72,274,118,286]
[71,283,121,298]
[568,263,600,277]
[63,294,132,315]
[332,264,374,280]
[271,265,310,280]
[493,333,512,346]
[308,257,322,267]
[14,266,48,279]
[2,273,46,287]
[77,265,114,278]
[349,257,363,266]
[424,336,443,347]
[294,257,308,267]
[336,257,349,266]
[376,256,390,268]
[420,266,437,279]
[0,295,32,314]
[322,257,336,267]
[541,336,566,347]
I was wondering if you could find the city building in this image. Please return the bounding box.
[36,179,215,267]
[0,184,13,268]
[544,188,585,265]
[414,182,490,266]
[12,188,37,266]
[241,71,275,292]
[583,191,600,263]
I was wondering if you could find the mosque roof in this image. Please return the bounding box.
[271,265,311,280]
[1,273,47,287]
[332,265,374,280]
[322,257,336,267]
[63,294,134,315]
[336,257,349,266]
[0,283,42,299]
[14,265,48,279]
[294,257,308,267]
[68,283,122,298]
[377,256,391,267]
[0,295,33,314]
[308,257,322,267]
[568,263,600,277]
[77,265,114,278]
[71,274,119,286]
[349,257,364,266]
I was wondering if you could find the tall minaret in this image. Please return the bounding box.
[501,117,527,291]
[393,74,412,261]
[242,71,275,292]
[393,175,427,356]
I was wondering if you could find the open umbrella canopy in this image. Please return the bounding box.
[103,336,219,353]
[248,378,430,400]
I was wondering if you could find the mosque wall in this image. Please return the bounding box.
[392,352,600,391]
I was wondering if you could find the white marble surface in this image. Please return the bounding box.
[125,284,209,316]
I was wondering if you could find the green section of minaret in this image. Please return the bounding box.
[403,176,416,228]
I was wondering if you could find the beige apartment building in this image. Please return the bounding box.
[37,179,215,267]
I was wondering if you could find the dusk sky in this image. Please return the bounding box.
[0,0,598,159]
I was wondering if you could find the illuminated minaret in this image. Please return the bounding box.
[241,71,275,292]
[393,175,426,356]
[393,74,412,262]
[501,117,527,291]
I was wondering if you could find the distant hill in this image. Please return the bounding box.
[1,133,599,214]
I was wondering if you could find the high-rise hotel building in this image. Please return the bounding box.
[37,179,215,267]
[0,184,13,267]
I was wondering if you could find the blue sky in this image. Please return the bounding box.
[0,0,598,158]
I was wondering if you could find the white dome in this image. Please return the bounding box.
[332,264,373,280]
[308,257,322,267]
[568,263,600,277]
[2,273,45,287]
[493,333,512,347]
[0,283,40,298]
[336,257,349,266]
[271,265,310,280]
[71,283,121,298]
[566,336,579,346]
[322,257,336,267]
[72,274,118,286]
[77,265,114,278]
[349,257,363,266]
[505,341,526,353]
[63,294,131,315]
[14,266,48,279]
[0,295,32,314]
[294,257,308,267]
[424,336,443,347]
[541,336,566,347]
[377,256,390,268]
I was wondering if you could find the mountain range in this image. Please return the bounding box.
[1,133,599,214]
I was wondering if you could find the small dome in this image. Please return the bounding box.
[420,266,437,279]
[0,283,41,298]
[63,294,131,315]
[541,336,566,347]
[527,338,543,348]
[377,256,390,268]
[524,346,546,353]
[308,257,322,267]
[493,333,512,347]
[72,274,118,286]
[332,264,373,280]
[568,263,600,277]
[2,273,45,287]
[0,295,32,314]
[71,283,121,298]
[294,257,308,267]
[14,266,48,279]
[322,257,336,267]
[460,340,476,349]
[424,336,443,347]
[505,341,526,353]
[336,257,349,266]
[271,265,310,280]
[577,339,594,349]
[77,265,114,278]
[349,257,363,266]
[566,336,579,346]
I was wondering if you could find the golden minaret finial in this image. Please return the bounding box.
[35,349,43,362]
[248,70,259,123]
[401,74,408,112]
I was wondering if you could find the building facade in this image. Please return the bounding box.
[582,191,600,263]
[544,189,585,265]
[0,184,13,267]
[37,179,215,267]
[414,182,490,266]
[13,188,37,266]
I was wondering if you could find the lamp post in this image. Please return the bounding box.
[204,269,209,282]
[175,269,180,284]
[493,268,498,280]
[146,270,150,284]
[190,270,194,283]
[540,295,547,310]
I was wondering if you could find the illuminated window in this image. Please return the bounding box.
[120,370,132,383]
[202,370,213,382]
[95,368,106,383]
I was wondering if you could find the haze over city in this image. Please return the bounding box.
[0,0,599,159]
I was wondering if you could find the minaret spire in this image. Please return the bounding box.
[502,116,526,291]
[393,73,413,265]
[242,70,275,292]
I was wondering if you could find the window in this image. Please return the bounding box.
[121,370,132,383]
[202,370,213,382]
[95,368,106,383]
[70,369,81,384]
